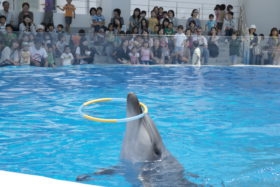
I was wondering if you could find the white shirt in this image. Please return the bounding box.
[192,34,208,46]
[61,52,74,65]
[29,46,48,62]
[174,32,187,47]
[0,10,15,26]
[0,46,11,63]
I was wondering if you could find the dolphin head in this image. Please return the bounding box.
[121,93,166,163]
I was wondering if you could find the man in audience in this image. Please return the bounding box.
[0,1,16,27]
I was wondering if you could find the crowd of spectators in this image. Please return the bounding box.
[0,1,280,67]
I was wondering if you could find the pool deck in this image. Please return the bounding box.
[0,170,102,187]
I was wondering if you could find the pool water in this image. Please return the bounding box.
[1,65,280,186]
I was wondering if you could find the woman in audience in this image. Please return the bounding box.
[75,38,96,64]
[18,2,34,26]
[19,15,36,38]
[8,39,20,66]
[110,8,124,26]
[113,39,130,64]
[168,9,178,29]
[267,27,279,65]
[186,9,201,30]
[128,8,141,32]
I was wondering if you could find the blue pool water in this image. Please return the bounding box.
[1,65,280,186]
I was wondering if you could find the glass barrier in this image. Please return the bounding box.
[0,31,278,67]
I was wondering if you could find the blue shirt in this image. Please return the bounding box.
[92,14,105,23]
[205,20,216,32]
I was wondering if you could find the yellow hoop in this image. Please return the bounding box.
[79,98,148,123]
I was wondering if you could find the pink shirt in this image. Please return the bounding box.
[140,48,151,61]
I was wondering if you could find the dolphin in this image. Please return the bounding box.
[77,93,199,186]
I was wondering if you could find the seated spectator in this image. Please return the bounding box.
[185,28,194,55]
[4,24,16,46]
[19,15,36,37]
[229,31,241,65]
[30,38,49,67]
[113,39,130,64]
[272,43,280,65]
[43,32,54,49]
[129,8,141,32]
[222,11,236,38]
[187,20,197,35]
[140,41,153,65]
[208,27,220,58]
[161,18,170,34]
[112,18,122,34]
[129,47,140,64]
[186,9,201,30]
[0,1,15,27]
[103,23,115,55]
[35,24,46,40]
[148,10,159,34]
[158,28,171,63]
[18,2,34,26]
[55,33,68,57]
[92,7,105,33]
[179,40,191,64]
[165,22,175,35]
[0,15,7,34]
[45,43,55,67]
[60,45,74,65]
[46,23,57,42]
[89,7,97,17]
[157,7,164,21]
[159,11,168,25]
[0,39,12,66]
[9,39,20,66]
[110,8,124,26]
[168,9,178,29]
[139,18,149,34]
[205,14,216,34]
[20,42,31,65]
[56,24,65,34]
[151,38,164,64]
[173,25,186,63]
[267,27,278,65]
[151,24,160,35]
[75,38,96,64]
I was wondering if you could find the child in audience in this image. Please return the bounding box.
[56,0,76,33]
[46,43,55,67]
[92,7,105,33]
[148,10,159,33]
[229,31,241,65]
[60,45,74,65]
[205,14,216,34]
[173,25,186,63]
[20,42,30,65]
[129,46,140,64]
[140,41,152,65]
[56,24,65,34]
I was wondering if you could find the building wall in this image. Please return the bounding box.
[243,0,280,35]
[5,0,280,35]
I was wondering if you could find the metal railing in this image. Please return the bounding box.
[0,31,275,67]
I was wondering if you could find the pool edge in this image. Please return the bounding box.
[0,170,102,187]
